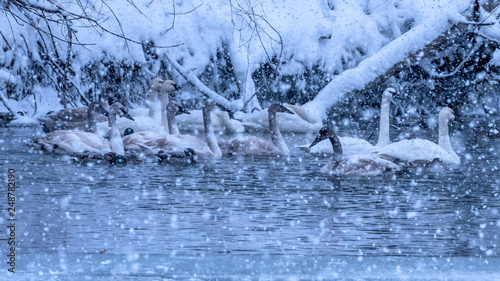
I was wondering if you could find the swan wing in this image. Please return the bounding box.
[220,136,284,156]
[298,136,374,155]
[377,139,458,164]
[322,154,399,176]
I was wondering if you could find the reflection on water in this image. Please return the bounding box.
[1,125,499,272]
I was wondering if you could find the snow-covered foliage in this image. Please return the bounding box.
[0,0,495,120]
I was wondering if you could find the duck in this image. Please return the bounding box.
[377,107,460,165]
[115,79,180,134]
[29,102,134,156]
[298,88,396,155]
[310,126,400,176]
[141,100,222,158]
[122,100,190,153]
[71,151,142,165]
[241,103,322,134]
[219,102,294,157]
[157,148,197,164]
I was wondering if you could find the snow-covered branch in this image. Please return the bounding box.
[304,14,461,120]
[165,54,242,112]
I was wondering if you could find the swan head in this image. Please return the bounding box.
[269,102,294,114]
[150,78,164,91]
[109,102,135,121]
[309,127,336,148]
[383,87,396,100]
[167,100,190,116]
[88,101,108,117]
[439,107,455,122]
[161,80,181,93]
[203,99,217,112]
[123,128,135,136]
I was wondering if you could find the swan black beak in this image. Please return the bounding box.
[220,106,235,119]
[178,106,191,115]
[283,106,294,115]
[100,106,110,118]
[309,135,322,148]
[121,109,135,121]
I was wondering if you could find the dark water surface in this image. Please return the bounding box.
[1,125,499,280]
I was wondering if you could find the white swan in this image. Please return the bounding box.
[219,102,293,157]
[242,103,322,133]
[29,102,134,156]
[115,79,179,135]
[297,87,396,155]
[122,100,189,153]
[310,127,400,176]
[377,107,460,165]
[142,100,222,158]
[128,77,164,118]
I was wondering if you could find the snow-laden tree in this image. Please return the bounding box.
[1,0,498,120]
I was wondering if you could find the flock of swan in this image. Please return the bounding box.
[29,78,461,176]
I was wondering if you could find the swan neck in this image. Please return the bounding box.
[166,107,180,135]
[109,113,125,156]
[438,115,453,154]
[328,133,343,159]
[148,88,159,119]
[203,108,222,157]
[269,110,289,155]
[160,92,170,134]
[220,112,235,134]
[376,96,390,147]
[87,106,97,133]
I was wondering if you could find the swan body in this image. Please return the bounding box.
[175,110,244,134]
[297,88,396,154]
[377,107,460,165]
[38,104,108,133]
[242,103,322,133]
[122,100,188,153]
[141,100,222,158]
[219,102,293,157]
[297,136,375,156]
[30,102,134,156]
[310,127,399,176]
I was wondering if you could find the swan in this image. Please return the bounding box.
[127,77,163,118]
[115,80,179,134]
[377,107,460,165]
[241,103,322,133]
[297,87,396,155]
[219,102,294,157]
[29,102,134,156]
[37,102,108,133]
[141,100,222,158]
[128,77,164,119]
[122,100,190,153]
[310,127,400,176]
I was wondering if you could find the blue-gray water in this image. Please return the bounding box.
[1,125,499,280]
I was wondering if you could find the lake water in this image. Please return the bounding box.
[1,124,499,280]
